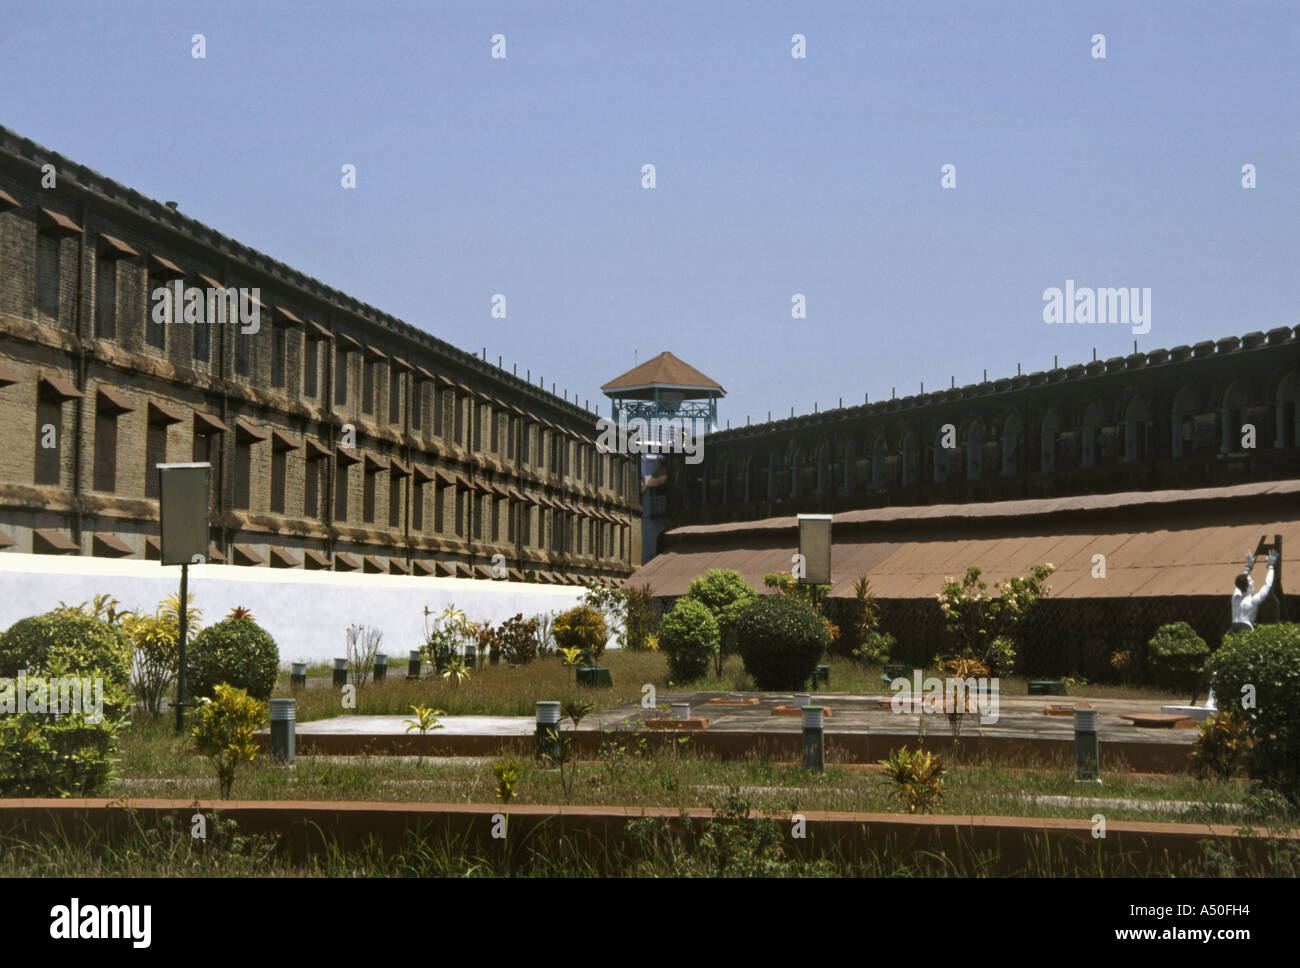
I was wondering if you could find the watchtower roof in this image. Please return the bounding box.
[601,352,725,396]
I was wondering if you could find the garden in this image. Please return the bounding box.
[1,566,1298,878]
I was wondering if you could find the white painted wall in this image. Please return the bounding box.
[0,553,596,665]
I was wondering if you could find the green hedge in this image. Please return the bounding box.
[186,618,280,701]
[736,595,828,691]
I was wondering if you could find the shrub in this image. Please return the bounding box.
[1146,622,1210,701]
[622,584,659,651]
[497,613,539,665]
[840,575,882,657]
[0,608,133,699]
[685,569,757,677]
[552,606,609,662]
[1191,708,1253,781]
[854,630,896,665]
[0,607,134,797]
[938,563,1053,676]
[186,617,280,701]
[192,684,265,798]
[1205,623,1300,803]
[878,746,946,814]
[736,595,828,691]
[657,597,720,682]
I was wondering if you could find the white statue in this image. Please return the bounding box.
[1208,548,1279,710]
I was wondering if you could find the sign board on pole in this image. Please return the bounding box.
[158,463,211,566]
[797,514,832,585]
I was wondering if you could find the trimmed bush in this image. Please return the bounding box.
[192,683,266,799]
[552,606,609,662]
[0,608,132,796]
[187,617,280,701]
[685,569,757,677]
[657,597,720,683]
[1205,623,1300,803]
[736,595,829,691]
[1146,622,1210,700]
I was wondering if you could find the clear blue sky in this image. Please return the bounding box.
[6,1,1297,425]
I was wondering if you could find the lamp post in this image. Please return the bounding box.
[157,462,211,736]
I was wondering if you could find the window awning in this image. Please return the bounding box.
[436,374,456,387]
[0,188,19,212]
[207,543,226,563]
[98,234,138,259]
[389,558,411,575]
[147,400,185,425]
[455,562,473,578]
[363,452,386,471]
[304,548,331,569]
[337,333,361,350]
[34,529,79,553]
[364,344,388,360]
[39,375,84,400]
[336,446,360,465]
[233,544,264,566]
[363,555,385,573]
[0,362,18,387]
[335,552,359,571]
[509,488,526,502]
[392,356,412,371]
[413,465,434,484]
[306,319,331,341]
[435,561,457,577]
[197,273,226,291]
[40,208,83,235]
[305,438,332,459]
[415,365,435,381]
[413,558,437,575]
[390,458,412,477]
[93,533,133,557]
[274,306,303,326]
[474,564,494,579]
[148,253,184,278]
[435,468,459,486]
[194,412,229,435]
[235,419,268,443]
[271,430,299,451]
[270,547,300,568]
[96,386,135,415]
[508,568,526,582]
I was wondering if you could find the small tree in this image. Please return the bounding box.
[191,684,265,799]
[936,563,1053,676]
[685,569,757,678]
[622,584,659,651]
[422,605,475,672]
[345,624,383,686]
[658,597,721,683]
[553,606,609,664]
[497,613,540,665]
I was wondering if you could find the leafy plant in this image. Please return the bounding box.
[422,605,476,673]
[878,745,946,814]
[684,569,757,677]
[657,596,720,682]
[404,703,445,764]
[496,613,539,665]
[553,605,609,663]
[937,563,1053,676]
[853,630,896,665]
[1206,623,1300,803]
[1191,709,1253,781]
[1147,622,1210,702]
[191,684,265,798]
[226,606,254,621]
[493,758,522,805]
[735,594,829,691]
[532,612,556,657]
[186,616,280,701]
[622,584,659,652]
[439,653,471,688]
[558,646,585,680]
[936,655,989,763]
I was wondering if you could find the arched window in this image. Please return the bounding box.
[788,447,802,499]
[965,419,985,481]
[1001,414,1022,476]
[933,426,950,483]
[1171,387,1196,459]
[767,453,780,501]
[841,439,857,493]
[1040,410,1061,473]
[1277,373,1298,448]
[815,443,831,498]
[1220,383,1248,454]
[1080,403,1101,469]
[870,437,888,488]
[900,431,918,486]
[1123,396,1151,462]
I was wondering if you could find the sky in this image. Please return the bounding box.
[4,0,1298,426]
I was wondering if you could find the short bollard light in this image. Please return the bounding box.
[816,664,830,687]
[269,698,296,764]
[728,693,743,702]
[672,702,691,720]
[407,650,422,680]
[332,658,348,687]
[536,701,561,762]
[464,644,477,669]
[373,653,387,682]
[1074,707,1101,783]
[794,693,811,709]
[802,704,825,772]
[290,662,307,691]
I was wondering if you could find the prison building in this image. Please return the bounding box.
[0,125,640,583]
[655,331,1299,535]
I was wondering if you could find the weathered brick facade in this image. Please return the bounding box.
[662,330,1299,529]
[0,126,640,582]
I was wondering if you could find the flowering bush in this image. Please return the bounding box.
[936,563,1053,676]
